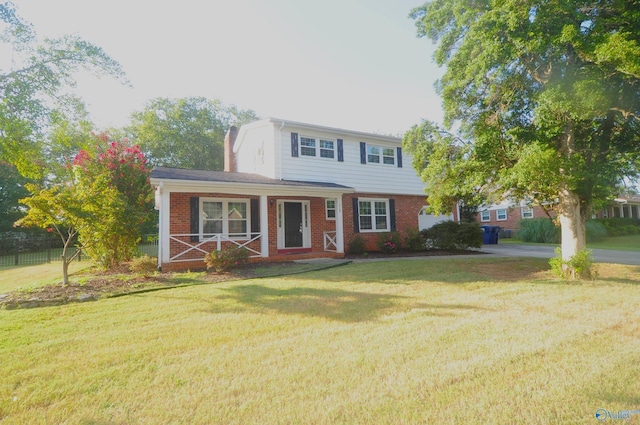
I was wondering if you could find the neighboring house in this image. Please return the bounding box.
[150,118,446,271]
[478,195,640,237]
[477,200,555,237]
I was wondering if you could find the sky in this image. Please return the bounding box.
[14,0,444,136]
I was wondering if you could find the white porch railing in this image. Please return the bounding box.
[168,234,262,263]
[323,231,337,252]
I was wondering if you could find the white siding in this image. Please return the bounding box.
[279,125,426,195]
[234,121,277,178]
[232,119,427,196]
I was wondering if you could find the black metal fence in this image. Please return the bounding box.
[0,233,158,268]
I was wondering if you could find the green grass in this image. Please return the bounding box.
[502,233,640,251]
[2,258,640,424]
[0,261,91,293]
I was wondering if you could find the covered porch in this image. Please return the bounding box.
[150,167,353,271]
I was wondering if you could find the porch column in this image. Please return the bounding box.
[160,187,171,265]
[620,203,625,218]
[260,195,269,257]
[335,196,344,253]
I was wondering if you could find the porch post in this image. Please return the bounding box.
[335,196,344,253]
[160,187,171,266]
[260,195,269,257]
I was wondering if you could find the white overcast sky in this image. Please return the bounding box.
[14,0,444,135]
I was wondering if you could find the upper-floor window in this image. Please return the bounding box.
[300,136,335,159]
[496,209,508,221]
[480,210,491,222]
[521,206,534,219]
[366,145,395,165]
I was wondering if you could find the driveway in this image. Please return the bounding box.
[480,243,640,266]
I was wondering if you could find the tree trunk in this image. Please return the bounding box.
[558,185,587,277]
[62,257,70,285]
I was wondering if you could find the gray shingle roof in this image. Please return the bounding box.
[150,167,352,190]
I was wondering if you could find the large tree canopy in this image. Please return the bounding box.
[128,97,259,171]
[405,0,640,276]
[0,2,126,179]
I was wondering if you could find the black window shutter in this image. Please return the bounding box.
[250,198,260,236]
[352,197,360,233]
[359,142,366,164]
[291,132,299,157]
[190,197,199,242]
[397,147,403,168]
[389,199,396,231]
[337,139,344,162]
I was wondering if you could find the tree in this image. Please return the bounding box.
[72,134,153,268]
[0,161,30,231]
[16,184,90,285]
[128,97,259,170]
[0,2,126,179]
[406,0,640,278]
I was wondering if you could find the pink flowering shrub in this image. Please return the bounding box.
[72,133,153,268]
[377,232,401,254]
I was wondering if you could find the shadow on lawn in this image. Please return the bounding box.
[212,284,485,322]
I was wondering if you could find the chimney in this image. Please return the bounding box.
[224,126,238,172]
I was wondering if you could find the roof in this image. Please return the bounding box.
[150,167,353,190]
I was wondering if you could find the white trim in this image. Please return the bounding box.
[521,206,534,219]
[277,200,311,249]
[357,198,390,232]
[200,198,251,240]
[325,198,337,220]
[496,209,508,221]
[480,210,491,222]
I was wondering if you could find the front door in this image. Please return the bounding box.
[284,202,303,248]
[278,201,310,249]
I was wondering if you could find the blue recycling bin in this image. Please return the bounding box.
[481,226,492,244]
[481,226,500,244]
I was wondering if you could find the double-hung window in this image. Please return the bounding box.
[496,209,508,221]
[521,206,534,219]
[325,199,336,220]
[201,199,249,239]
[358,199,389,232]
[366,145,395,165]
[300,136,335,158]
[480,210,491,222]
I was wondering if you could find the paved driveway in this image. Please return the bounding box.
[480,243,640,266]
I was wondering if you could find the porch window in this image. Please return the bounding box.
[201,198,249,239]
[325,199,336,220]
[358,199,389,232]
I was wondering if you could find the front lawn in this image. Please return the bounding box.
[1,258,639,424]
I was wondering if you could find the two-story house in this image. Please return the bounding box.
[150,118,448,271]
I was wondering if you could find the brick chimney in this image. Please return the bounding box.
[224,126,238,172]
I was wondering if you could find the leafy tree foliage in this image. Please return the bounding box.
[72,135,153,269]
[0,161,29,231]
[406,0,640,278]
[128,97,259,170]
[0,2,126,179]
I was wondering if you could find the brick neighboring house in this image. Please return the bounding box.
[477,195,640,237]
[150,118,450,271]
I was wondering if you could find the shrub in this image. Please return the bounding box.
[420,221,483,250]
[204,246,249,273]
[516,218,559,243]
[129,255,158,277]
[404,227,427,252]
[347,235,367,255]
[585,220,608,243]
[376,232,401,254]
[549,248,598,280]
